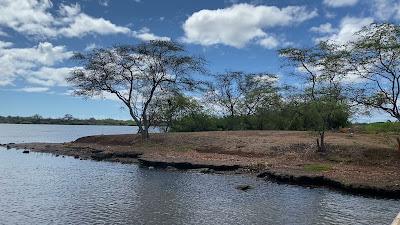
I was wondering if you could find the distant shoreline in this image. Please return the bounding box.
[0,115,135,126]
[6,130,400,199]
[0,122,135,126]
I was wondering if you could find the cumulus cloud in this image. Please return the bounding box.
[182,3,317,48]
[131,27,171,41]
[370,0,400,21]
[323,0,359,8]
[0,0,165,39]
[57,4,130,38]
[26,67,79,87]
[258,35,279,49]
[310,23,337,34]
[313,17,374,44]
[0,42,73,86]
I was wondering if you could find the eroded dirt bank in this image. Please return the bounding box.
[4,130,400,198]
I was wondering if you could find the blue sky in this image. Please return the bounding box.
[0,0,399,122]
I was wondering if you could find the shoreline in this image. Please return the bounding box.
[3,130,400,199]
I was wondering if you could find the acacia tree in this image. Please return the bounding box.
[148,92,201,132]
[239,73,280,116]
[67,40,205,139]
[347,23,400,121]
[279,41,349,101]
[208,71,278,117]
[209,71,242,117]
[279,41,350,152]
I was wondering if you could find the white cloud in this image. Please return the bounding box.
[371,0,400,21]
[310,23,337,34]
[26,67,78,87]
[258,35,279,49]
[0,0,129,38]
[132,27,170,41]
[17,87,50,93]
[323,0,359,8]
[0,1,168,41]
[314,17,374,44]
[182,3,317,48]
[57,4,130,38]
[0,42,73,86]
[0,40,12,48]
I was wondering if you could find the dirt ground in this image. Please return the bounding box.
[7,130,400,196]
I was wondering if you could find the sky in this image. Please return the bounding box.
[0,0,399,122]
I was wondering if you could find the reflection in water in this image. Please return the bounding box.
[0,149,399,225]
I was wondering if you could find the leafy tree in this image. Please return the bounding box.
[208,71,278,117]
[279,42,351,152]
[347,23,400,121]
[68,40,205,139]
[148,92,202,132]
[170,112,218,132]
[279,41,349,101]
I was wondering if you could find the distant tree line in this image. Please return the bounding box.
[0,114,135,126]
[67,22,400,152]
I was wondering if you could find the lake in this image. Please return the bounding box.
[0,124,399,225]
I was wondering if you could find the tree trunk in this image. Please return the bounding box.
[396,137,400,153]
[317,131,326,152]
[141,113,150,140]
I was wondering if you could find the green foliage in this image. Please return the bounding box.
[170,100,351,132]
[358,122,400,134]
[303,164,332,172]
[170,112,218,132]
[0,115,135,126]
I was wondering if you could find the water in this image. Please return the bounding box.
[0,123,149,144]
[0,124,399,225]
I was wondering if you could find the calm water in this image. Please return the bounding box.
[0,124,399,225]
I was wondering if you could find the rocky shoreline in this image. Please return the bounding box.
[2,131,400,199]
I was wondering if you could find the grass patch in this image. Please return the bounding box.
[357,122,400,134]
[173,145,191,152]
[303,163,332,172]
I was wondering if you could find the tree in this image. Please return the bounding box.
[68,40,205,139]
[239,73,280,116]
[347,23,400,121]
[148,92,202,132]
[208,71,278,117]
[279,41,349,102]
[208,71,242,117]
[63,114,74,121]
[279,42,351,152]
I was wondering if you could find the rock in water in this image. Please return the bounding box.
[235,184,253,191]
[22,150,29,154]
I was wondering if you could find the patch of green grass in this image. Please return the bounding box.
[358,122,400,134]
[303,163,332,172]
[173,145,191,152]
